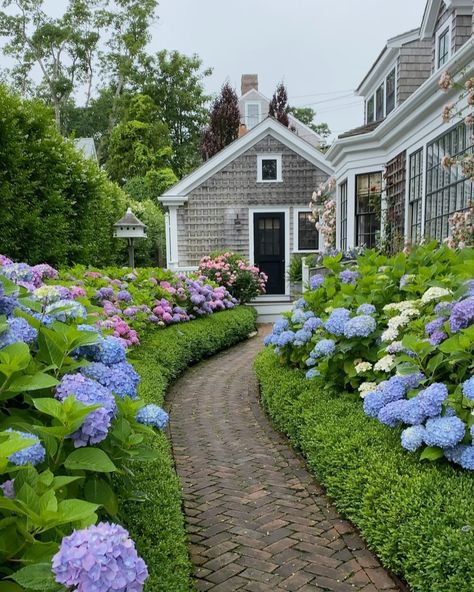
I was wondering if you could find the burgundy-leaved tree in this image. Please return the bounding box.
[201,82,240,160]
[269,82,289,127]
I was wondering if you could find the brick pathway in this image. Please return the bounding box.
[168,332,401,592]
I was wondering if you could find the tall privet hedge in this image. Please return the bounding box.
[0,85,126,266]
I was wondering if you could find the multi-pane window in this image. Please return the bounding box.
[340,181,348,251]
[408,149,423,243]
[355,172,382,248]
[257,155,282,182]
[297,212,319,251]
[375,84,385,121]
[246,103,261,129]
[425,123,474,240]
[386,68,396,115]
[366,97,375,124]
[437,28,450,69]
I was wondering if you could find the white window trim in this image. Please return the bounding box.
[249,207,290,296]
[245,101,262,129]
[293,208,320,253]
[365,63,398,124]
[257,153,283,183]
[435,18,452,71]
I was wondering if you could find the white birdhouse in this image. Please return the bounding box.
[113,208,147,239]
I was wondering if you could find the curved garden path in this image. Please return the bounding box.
[168,331,401,592]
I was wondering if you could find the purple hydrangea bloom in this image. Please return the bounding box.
[343,314,376,339]
[55,374,116,447]
[429,330,447,346]
[80,361,139,399]
[52,522,148,592]
[7,430,45,466]
[303,316,323,332]
[339,270,359,284]
[95,287,115,301]
[0,478,15,498]
[117,290,132,302]
[45,299,87,322]
[357,303,376,315]
[0,317,37,349]
[324,308,351,336]
[310,275,325,290]
[401,426,425,451]
[136,404,169,429]
[423,416,465,449]
[462,377,474,400]
[425,318,446,336]
[311,338,336,358]
[449,297,474,333]
[434,301,453,316]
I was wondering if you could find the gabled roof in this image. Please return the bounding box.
[420,0,472,38]
[114,208,146,228]
[160,117,333,204]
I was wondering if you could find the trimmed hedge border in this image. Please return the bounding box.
[255,348,474,592]
[121,306,257,591]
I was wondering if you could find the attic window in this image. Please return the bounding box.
[246,102,261,129]
[257,154,282,182]
[437,27,450,69]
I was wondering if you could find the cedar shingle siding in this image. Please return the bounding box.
[176,136,328,266]
[397,40,432,104]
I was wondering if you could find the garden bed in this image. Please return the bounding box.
[255,348,474,592]
[122,306,257,591]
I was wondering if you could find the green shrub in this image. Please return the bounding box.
[0,85,127,266]
[255,348,474,592]
[122,306,257,591]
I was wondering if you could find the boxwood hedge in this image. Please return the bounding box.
[255,347,474,592]
[121,306,257,591]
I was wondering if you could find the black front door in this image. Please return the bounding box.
[254,212,285,295]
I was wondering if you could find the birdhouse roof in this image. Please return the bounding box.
[114,208,146,228]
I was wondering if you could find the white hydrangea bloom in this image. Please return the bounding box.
[383,300,419,313]
[355,361,373,374]
[374,354,395,372]
[421,287,450,304]
[400,308,420,319]
[359,382,378,398]
[388,315,410,330]
[381,327,399,342]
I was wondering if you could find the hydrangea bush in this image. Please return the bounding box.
[264,243,474,471]
[0,257,176,590]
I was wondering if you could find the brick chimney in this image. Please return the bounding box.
[241,74,258,96]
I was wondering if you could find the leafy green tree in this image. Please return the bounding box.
[0,0,101,131]
[105,94,174,184]
[201,82,240,161]
[141,50,212,175]
[0,84,126,266]
[288,106,331,139]
[269,82,289,127]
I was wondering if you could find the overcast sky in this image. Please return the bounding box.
[151,0,427,138]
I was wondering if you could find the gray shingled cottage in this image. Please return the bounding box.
[159,115,333,313]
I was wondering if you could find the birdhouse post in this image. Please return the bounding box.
[113,208,147,268]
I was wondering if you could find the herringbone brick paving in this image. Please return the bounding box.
[168,331,400,591]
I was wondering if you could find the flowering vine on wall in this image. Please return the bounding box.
[309,177,337,249]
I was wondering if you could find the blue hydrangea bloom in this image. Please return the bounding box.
[429,330,447,346]
[324,308,351,336]
[293,299,306,310]
[291,309,306,325]
[305,357,317,367]
[380,377,406,404]
[46,300,87,322]
[277,331,296,347]
[444,444,469,465]
[52,522,148,592]
[263,334,273,346]
[294,329,312,346]
[401,426,425,451]
[458,446,474,470]
[0,317,37,349]
[363,390,386,418]
[417,383,448,419]
[434,301,453,316]
[7,429,45,466]
[378,400,406,427]
[305,368,320,380]
[136,404,169,429]
[399,398,425,426]
[425,317,446,336]
[272,317,289,335]
[462,377,474,400]
[80,361,139,399]
[304,310,315,320]
[356,303,376,315]
[0,263,34,283]
[343,315,376,339]
[303,317,322,332]
[55,374,117,447]
[0,296,18,317]
[339,270,359,284]
[310,275,325,290]
[396,372,425,390]
[423,416,465,449]
[92,336,127,365]
[311,339,336,358]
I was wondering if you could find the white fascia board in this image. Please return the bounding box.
[420,0,443,38]
[159,118,334,202]
[327,39,474,168]
[287,113,322,141]
[240,88,269,102]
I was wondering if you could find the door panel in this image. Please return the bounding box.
[253,212,285,294]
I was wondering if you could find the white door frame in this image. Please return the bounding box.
[248,207,290,296]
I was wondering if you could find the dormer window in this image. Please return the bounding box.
[365,66,397,123]
[386,68,396,115]
[245,102,262,129]
[436,27,450,69]
[367,96,375,123]
[375,84,385,121]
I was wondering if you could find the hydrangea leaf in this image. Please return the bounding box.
[9,562,63,591]
[84,478,118,516]
[419,446,444,461]
[64,447,116,473]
